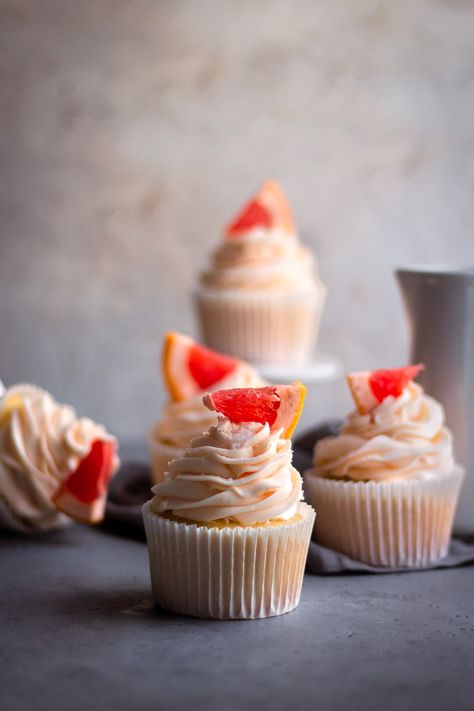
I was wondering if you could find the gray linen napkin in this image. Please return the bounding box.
[305,537,474,574]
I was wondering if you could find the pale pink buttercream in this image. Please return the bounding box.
[201,229,322,292]
[151,417,302,525]
[313,383,455,482]
[0,384,118,532]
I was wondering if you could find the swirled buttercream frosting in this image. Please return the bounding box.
[0,384,117,532]
[201,231,320,292]
[151,417,302,525]
[314,383,455,482]
[153,365,265,450]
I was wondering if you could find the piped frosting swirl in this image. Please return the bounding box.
[0,384,117,532]
[151,417,302,525]
[201,231,319,292]
[314,383,455,482]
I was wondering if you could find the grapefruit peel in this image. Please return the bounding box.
[347,364,424,415]
[203,381,306,439]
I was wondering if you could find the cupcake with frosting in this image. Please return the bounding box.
[150,332,265,484]
[304,365,464,567]
[0,382,119,533]
[195,180,326,365]
[143,382,315,619]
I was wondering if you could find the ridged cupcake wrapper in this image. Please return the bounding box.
[303,467,464,568]
[194,287,326,365]
[149,437,181,485]
[142,501,315,619]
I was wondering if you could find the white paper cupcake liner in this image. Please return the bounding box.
[142,501,315,619]
[194,285,326,365]
[303,467,464,568]
[149,436,181,485]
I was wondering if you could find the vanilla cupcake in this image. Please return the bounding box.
[143,382,315,619]
[150,332,265,484]
[0,383,119,533]
[195,180,326,365]
[304,366,464,567]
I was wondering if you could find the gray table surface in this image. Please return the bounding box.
[2,522,474,711]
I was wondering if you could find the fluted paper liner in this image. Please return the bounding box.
[194,286,326,365]
[304,467,464,568]
[149,436,180,485]
[142,501,315,619]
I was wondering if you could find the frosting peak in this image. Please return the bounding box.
[314,383,455,482]
[151,417,302,525]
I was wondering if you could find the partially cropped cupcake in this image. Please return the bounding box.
[195,180,326,365]
[304,365,464,567]
[0,382,119,533]
[149,332,265,484]
[143,382,315,619]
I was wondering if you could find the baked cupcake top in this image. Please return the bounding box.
[313,366,455,482]
[200,180,323,293]
[151,382,306,525]
[152,332,264,450]
[0,383,118,532]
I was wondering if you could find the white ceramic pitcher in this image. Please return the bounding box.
[396,266,474,534]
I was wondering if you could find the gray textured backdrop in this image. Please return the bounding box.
[1,0,473,445]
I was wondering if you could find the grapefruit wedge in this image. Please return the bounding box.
[53,439,116,523]
[203,382,306,438]
[163,332,243,402]
[225,180,295,238]
[347,364,424,415]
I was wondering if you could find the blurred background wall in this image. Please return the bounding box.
[1,0,473,444]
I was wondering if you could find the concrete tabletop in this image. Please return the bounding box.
[2,522,474,711]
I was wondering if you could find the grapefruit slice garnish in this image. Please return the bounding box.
[203,382,306,438]
[162,332,242,402]
[52,439,116,524]
[224,180,295,238]
[347,364,424,415]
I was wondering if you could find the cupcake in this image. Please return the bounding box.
[195,180,326,366]
[143,382,315,619]
[304,365,464,567]
[0,383,119,533]
[149,331,264,484]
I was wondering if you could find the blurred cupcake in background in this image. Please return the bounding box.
[149,332,265,484]
[195,180,326,366]
[304,365,464,568]
[0,382,118,533]
[143,381,315,619]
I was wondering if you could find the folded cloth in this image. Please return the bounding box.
[104,461,149,541]
[306,537,474,574]
[104,426,474,574]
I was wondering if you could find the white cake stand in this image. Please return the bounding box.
[258,353,344,384]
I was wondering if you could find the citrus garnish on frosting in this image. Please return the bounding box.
[151,383,305,525]
[204,381,306,439]
[314,367,455,482]
[153,332,265,450]
[347,364,424,415]
[224,180,295,239]
[200,180,322,292]
[162,331,259,402]
[0,384,118,532]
